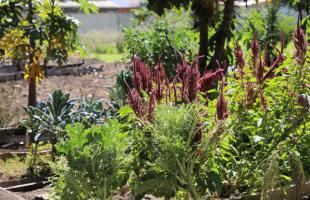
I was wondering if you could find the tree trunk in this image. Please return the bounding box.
[209,0,235,70]
[27,0,37,107]
[28,78,37,106]
[198,15,208,74]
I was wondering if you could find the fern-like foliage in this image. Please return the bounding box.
[132,103,218,199]
[261,151,279,200]
[289,150,306,200]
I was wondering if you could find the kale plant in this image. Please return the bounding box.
[52,120,132,200]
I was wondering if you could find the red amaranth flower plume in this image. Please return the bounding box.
[234,42,245,76]
[263,33,286,81]
[176,55,188,81]
[176,56,224,102]
[188,59,201,102]
[251,33,260,70]
[154,61,168,101]
[263,43,269,68]
[126,89,146,117]
[256,56,264,84]
[216,80,228,121]
[293,18,307,66]
[176,56,203,102]
[199,68,224,92]
[181,75,190,103]
[133,57,153,93]
[246,82,255,106]
[133,71,143,92]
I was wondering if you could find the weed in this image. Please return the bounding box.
[0,157,28,180]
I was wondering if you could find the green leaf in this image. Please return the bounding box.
[118,106,134,117]
[77,0,98,14]
[204,171,223,196]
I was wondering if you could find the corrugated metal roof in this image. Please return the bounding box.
[58,0,140,9]
[109,0,140,8]
[59,1,117,9]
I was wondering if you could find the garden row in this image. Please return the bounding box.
[22,22,310,199]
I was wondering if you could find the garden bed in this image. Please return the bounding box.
[0,59,127,128]
[0,57,100,82]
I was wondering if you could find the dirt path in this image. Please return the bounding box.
[0,59,128,127]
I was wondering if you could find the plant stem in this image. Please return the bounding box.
[187,178,200,200]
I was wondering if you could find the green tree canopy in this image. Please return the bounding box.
[146,0,235,73]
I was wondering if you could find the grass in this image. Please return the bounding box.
[0,157,28,179]
[89,52,125,63]
[0,143,53,180]
[86,43,125,63]
[80,31,123,49]
[87,42,125,63]
[80,31,126,63]
[84,42,125,63]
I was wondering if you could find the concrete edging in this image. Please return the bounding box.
[0,187,24,200]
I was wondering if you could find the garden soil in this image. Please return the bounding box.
[0,58,128,127]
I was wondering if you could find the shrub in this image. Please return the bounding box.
[126,22,309,198]
[123,16,198,79]
[236,7,295,49]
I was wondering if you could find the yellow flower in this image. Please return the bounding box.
[24,50,44,84]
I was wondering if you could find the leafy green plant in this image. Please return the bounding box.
[131,104,224,199]
[94,44,118,54]
[0,156,28,179]
[52,120,132,200]
[70,98,103,127]
[24,89,75,163]
[25,90,118,148]
[24,90,75,143]
[109,69,133,107]
[223,22,309,195]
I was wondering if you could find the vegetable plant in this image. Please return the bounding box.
[52,120,132,200]
[70,98,104,127]
[24,90,75,159]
